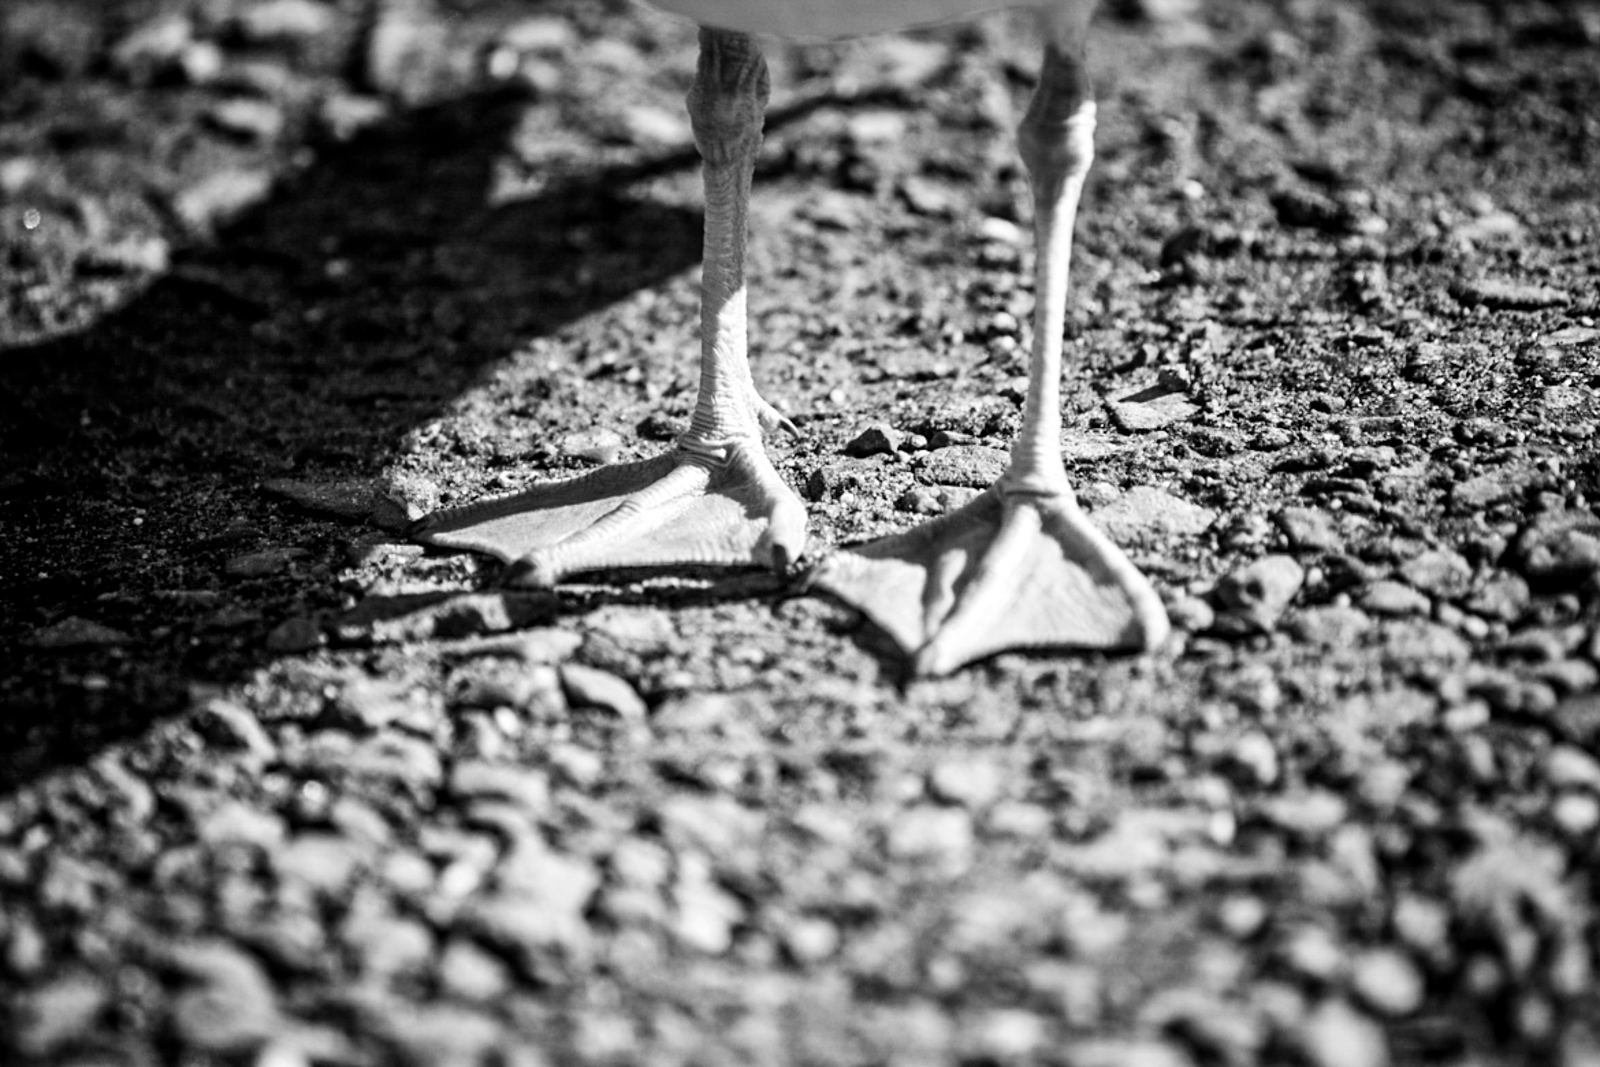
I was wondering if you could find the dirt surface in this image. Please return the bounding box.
[3,0,1600,1063]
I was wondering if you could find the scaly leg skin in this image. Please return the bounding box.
[414,28,805,587]
[812,10,1170,676]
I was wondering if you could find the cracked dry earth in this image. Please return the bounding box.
[3,0,1600,1064]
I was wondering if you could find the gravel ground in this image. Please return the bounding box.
[2,0,1599,1063]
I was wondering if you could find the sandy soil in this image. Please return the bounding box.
[2,0,1599,1063]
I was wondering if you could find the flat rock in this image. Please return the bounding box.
[1287,605,1372,647]
[1109,392,1201,433]
[1275,506,1343,554]
[28,616,132,648]
[165,940,280,1053]
[1360,580,1430,617]
[560,664,647,722]
[913,445,1008,488]
[263,477,378,521]
[1399,548,1472,599]
[844,423,904,457]
[1091,485,1217,544]
[1451,277,1571,310]
[334,592,557,645]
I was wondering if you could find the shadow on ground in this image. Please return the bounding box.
[0,86,711,785]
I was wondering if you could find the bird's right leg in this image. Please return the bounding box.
[414,28,805,586]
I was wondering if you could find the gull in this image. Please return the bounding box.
[415,0,1170,675]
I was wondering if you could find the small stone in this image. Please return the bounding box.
[1545,745,1600,790]
[14,972,109,1056]
[236,0,337,42]
[897,486,944,514]
[173,169,274,238]
[450,761,550,814]
[928,756,1006,808]
[334,677,413,729]
[1297,998,1388,1067]
[1167,595,1215,633]
[206,98,285,142]
[167,940,280,1053]
[1215,555,1305,632]
[1091,486,1217,544]
[970,1009,1047,1060]
[381,1005,503,1067]
[438,939,511,1001]
[317,92,389,141]
[1288,605,1372,648]
[1399,549,1472,599]
[1218,894,1268,939]
[1228,731,1279,786]
[200,802,286,850]
[1109,393,1200,433]
[1514,511,1600,584]
[561,428,624,465]
[887,806,974,873]
[1282,926,1347,983]
[1264,789,1347,838]
[1359,580,1430,617]
[111,14,192,83]
[265,616,323,653]
[262,477,378,521]
[844,423,904,457]
[1451,277,1571,311]
[560,664,646,722]
[913,445,1008,488]
[1351,949,1425,1017]
[1552,793,1600,836]
[275,833,364,894]
[780,916,839,964]
[28,617,132,649]
[1275,506,1342,553]
[336,592,556,645]
[225,547,308,578]
[1466,573,1530,623]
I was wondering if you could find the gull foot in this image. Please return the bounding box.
[810,485,1170,677]
[412,439,806,587]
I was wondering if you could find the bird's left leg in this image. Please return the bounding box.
[414,28,806,586]
[811,10,1169,676]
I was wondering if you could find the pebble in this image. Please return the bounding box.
[1229,731,1279,787]
[1288,605,1372,648]
[927,756,1006,808]
[1091,486,1217,544]
[225,548,308,578]
[275,833,363,894]
[913,445,1008,488]
[336,591,556,645]
[1215,555,1305,632]
[317,92,389,141]
[780,916,840,964]
[381,1005,503,1067]
[1351,948,1425,1017]
[1451,277,1571,311]
[844,423,904,457]
[199,802,286,850]
[335,677,413,730]
[673,870,743,955]
[173,169,274,237]
[206,98,286,142]
[235,0,337,42]
[166,940,280,1053]
[560,664,647,722]
[110,14,192,83]
[1109,393,1200,433]
[438,938,512,1001]
[1552,792,1600,836]
[28,617,133,649]
[1298,998,1389,1067]
[1399,549,1472,599]
[1264,789,1348,838]
[261,477,379,522]
[1166,595,1215,633]
[264,617,324,652]
[1514,511,1600,583]
[1359,580,1430,617]
[450,761,550,814]
[1275,506,1343,553]
[561,428,624,465]
[1544,745,1600,790]
[1466,572,1530,623]
[13,972,109,1056]
[886,806,974,873]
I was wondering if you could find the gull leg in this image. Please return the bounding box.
[812,12,1169,675]
[415,28,805,586]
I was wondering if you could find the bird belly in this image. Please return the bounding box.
[648,0,1037,38]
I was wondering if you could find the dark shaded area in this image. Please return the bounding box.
[0,87,706,785]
